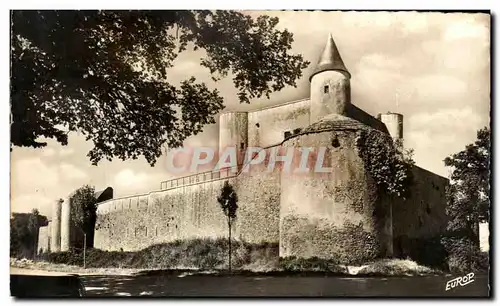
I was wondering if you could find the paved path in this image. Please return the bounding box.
[79,273,491,297]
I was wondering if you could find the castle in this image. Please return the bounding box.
[39,34,449,264]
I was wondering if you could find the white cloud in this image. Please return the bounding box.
[59,147,75,157]
[443,17,489,42]
[405,107,487,177]
[12,158,59,189]
[411,74,469,102]
[41,148,56,157]
[113,169,150,189]
[408,107,482,132]
[11,158,90,216]
[401,13,429,33]
[358,53,405,71]
[59,163,88,180]
[11,194,53,217]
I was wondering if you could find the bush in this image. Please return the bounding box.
[42,238,279,271]
[279,256,347,273]
[355,259,436,276]
[441,236,486,273]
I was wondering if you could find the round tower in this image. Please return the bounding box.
[279,117,393,263]
[310,34,351,123]
[218,112,248,170]
[50,199,63,252]
[379,112,404,141]
[60,197,71,251]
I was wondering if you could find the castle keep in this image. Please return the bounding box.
[41,35,449,264]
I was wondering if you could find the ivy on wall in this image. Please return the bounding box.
[356,129,415,199]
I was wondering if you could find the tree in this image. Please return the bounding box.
[442,127,491,272]
[11,10,310,166]
[28,209,40,258]
[217,180,238,271]
[10,211,48,259]
[444,127,490,223]
[69,185,97,248]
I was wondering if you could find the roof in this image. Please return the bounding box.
[94,187,113,203]
[310,33,351,81]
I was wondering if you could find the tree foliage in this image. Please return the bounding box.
[217,180,238,271]
[69,185,97,248]
[217,180,238,221]
[10,210,48,258]
[11,10,310,166]
[356,130,415,199]
[444,127,490,224]
[441,127,490,272]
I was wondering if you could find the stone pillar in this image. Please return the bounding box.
[60,197,71,251]
[218,112,248,170]
[50,199,63,252]
[379,112,403,141]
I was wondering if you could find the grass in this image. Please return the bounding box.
[36,238,279,271]
[14,238,444,277]
[352,259,441,276]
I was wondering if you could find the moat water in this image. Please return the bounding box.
[82,273,490,297]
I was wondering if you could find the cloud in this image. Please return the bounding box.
[12,158,59,189]
[41,148,56,157]
[59,147,75,157]
[11,158,90,216]
[10,194,53,217]
[405,107,487,177]
[358,53,405,71]
[412,74,468,101]
[59,163,88,180]
[443,16,490,42]
[111,169,172,196]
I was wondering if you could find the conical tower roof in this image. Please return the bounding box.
[309,34,351,81]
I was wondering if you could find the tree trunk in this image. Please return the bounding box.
[228,219,232,272]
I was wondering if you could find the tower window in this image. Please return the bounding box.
[332,136,340,148]
[324,85,329,93]
[240,142,245,150]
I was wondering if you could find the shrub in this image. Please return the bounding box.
[42,238,279,271]
[279,256,347,273]
[441,236,486,273]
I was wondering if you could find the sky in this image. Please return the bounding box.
[10,11,491,218]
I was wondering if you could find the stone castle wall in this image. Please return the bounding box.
[95,177,236,251]
[247,99,310,148]
[390,166,449,260]
[279,126,393,264]
[94,130,448,264]
[38,223,51,254]
[94,160,284,251]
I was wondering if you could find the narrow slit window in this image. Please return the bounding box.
[324,85,329,93]
[240,142,245,150]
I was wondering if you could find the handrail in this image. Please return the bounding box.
[159,143,284,191]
